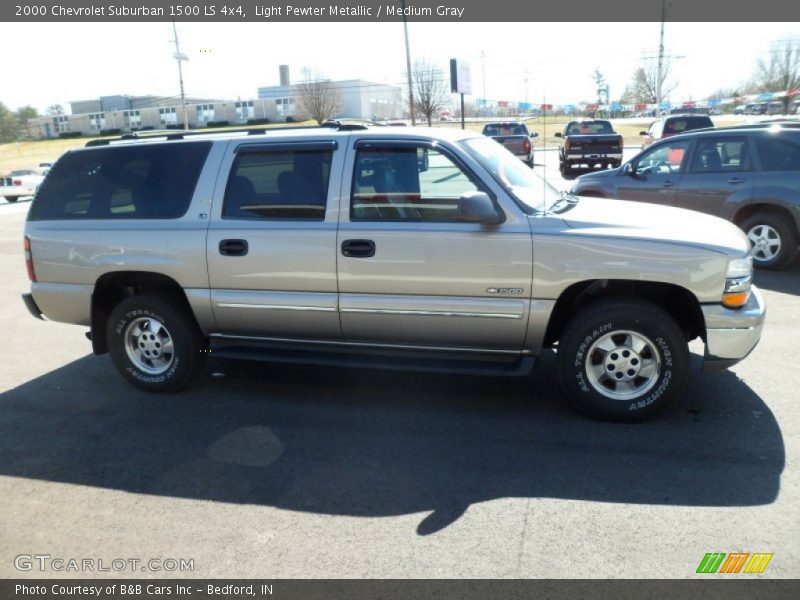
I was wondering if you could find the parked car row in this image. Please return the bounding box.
[572,122,800,270]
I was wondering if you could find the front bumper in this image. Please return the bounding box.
[702,285,766,372]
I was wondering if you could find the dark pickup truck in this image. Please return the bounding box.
[481,122,538,167]
[556,120,623,173]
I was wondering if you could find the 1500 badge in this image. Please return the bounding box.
[486,288,525,295]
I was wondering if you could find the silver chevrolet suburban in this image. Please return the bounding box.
[21,124,765,421]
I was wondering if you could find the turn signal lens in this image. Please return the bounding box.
[722,290,750,309]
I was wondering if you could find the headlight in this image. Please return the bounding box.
[722,256,753,308]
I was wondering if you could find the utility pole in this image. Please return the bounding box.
[656,0,666,113]
[524,69,529,104]
[401,0,415,125]
[171,21,190,130]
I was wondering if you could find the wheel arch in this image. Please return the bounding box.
[543,279,705,348]
[734,202,799,239]
[90,271,198,355]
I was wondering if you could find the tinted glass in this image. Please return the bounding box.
[567,121,614,135]
[663,116,713,135]
[29,142,211,220]
[223,148,331,220]
[483,124,526,136]
[689,137,750,173]
[352,147,480,221]
[754,135,800,171]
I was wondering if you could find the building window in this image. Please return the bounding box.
[196,104,215,124]
[235,100,255,121]
[276,98,295,117]
[89,113,106,132]
[123,110,141,129]
[53,116,70,133]
[159,107,178,126]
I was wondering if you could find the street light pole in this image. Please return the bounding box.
[656,0,666,112]
[401,0,416,125]
[171,21,190,130]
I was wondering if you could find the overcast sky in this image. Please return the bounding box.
[0,21,795,112]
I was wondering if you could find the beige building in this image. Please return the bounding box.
[28,95,282,138]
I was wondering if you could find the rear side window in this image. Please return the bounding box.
[754,136,800,171]
[223,146,332,220]
[29,142,211,220]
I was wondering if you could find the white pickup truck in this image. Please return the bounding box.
[0,166,50,202]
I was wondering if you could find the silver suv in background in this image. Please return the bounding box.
[22,125,764,421]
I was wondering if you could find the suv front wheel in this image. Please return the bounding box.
[107,293,207,392]
[558,298,689,421]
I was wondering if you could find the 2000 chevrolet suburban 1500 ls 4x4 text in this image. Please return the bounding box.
[21,125,765,421]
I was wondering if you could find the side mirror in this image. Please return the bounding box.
[554,132,562,138]
[622,163,635,176]
[530,132,539,138]
[457,191,504,224]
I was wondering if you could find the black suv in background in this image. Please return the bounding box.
[571,123,800,270]
[640,114,714,149]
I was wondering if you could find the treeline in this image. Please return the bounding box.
[0,102,39,144]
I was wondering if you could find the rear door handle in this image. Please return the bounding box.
[219,239,248,256]
[341,239,376,258]
[728,177,745,184]
[661,181,675,188]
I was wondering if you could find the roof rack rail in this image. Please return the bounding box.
[84,122,370,147]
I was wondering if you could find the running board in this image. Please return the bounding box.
[208,341,535,377]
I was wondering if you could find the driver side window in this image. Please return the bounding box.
[634,140,691,176]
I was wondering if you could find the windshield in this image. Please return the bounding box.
[461,137,563,213]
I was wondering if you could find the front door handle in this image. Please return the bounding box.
[661,181,675,188]
[219,239,248,256]
[341,239,376,258]
[728,177,745,184]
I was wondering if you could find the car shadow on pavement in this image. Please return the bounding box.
[0,351,785,536]
[754,262,800,295]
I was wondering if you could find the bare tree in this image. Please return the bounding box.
[411,58,449,127]
[753,37,800,114]
[294,70,343,125]
[46,104,64,116]
[591,68,606,104]
[620,59,677,105]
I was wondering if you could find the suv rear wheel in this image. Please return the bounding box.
[107,293,207,392]
[741,213,799,270]
[558,298,689,421]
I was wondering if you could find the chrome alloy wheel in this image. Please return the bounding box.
[747,224,782,263]
[585,330,662,401]
[124,317,175,375]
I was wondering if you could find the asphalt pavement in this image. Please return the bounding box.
[0,194,797,578]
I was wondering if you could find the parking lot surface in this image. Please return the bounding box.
[0,188,798,578]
